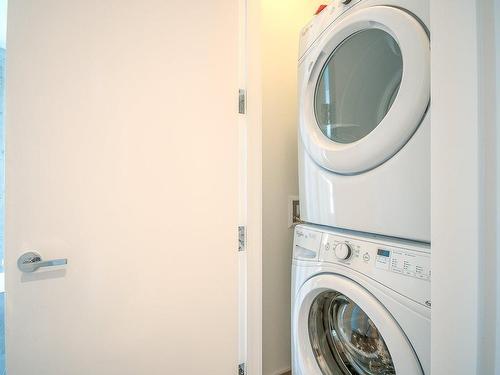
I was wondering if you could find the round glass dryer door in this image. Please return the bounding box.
[315,29,403,145]
[299,6,430,174]
[292,274,423,375]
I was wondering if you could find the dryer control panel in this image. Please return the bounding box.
[299,0,362,61]
[293,225,431,308]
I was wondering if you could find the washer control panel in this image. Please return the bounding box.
[320,233,430,280]
[293,225,431,307]
[375,247,431,280]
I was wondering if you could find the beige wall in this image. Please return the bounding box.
[261,1,325,374]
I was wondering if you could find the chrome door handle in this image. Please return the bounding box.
[17,251,68,273]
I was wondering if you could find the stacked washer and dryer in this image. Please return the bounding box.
[292,0,431,374]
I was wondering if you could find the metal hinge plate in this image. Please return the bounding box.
[238,363,246,375]
[238,89,246,114]
[238,226,246,252]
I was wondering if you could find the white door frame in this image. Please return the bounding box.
[244,0,263,374]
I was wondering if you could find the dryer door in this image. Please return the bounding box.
[293,274,422,375]
[299,6,429,174]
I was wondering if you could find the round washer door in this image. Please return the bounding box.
[293,274,422,375]
[299,6,429,174]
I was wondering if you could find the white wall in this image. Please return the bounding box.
[495,2,500,371]
[477,1,499,373]
[261,1,324,374]
[431,0,500,373]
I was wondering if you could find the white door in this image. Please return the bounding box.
[5,1,240,374]
[293,275,422,375]
[299,6,430,174]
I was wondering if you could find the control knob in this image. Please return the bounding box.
[334,242,352,260]
[342,0,352,4]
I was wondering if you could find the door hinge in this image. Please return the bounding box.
[238,225,246,252]
[238,363,246,375]
[238,89,246,114]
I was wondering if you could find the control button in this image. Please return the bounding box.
[314,4,328,15]
[362,252,370,262]
[334,243,352,260]
[325,242,330,251]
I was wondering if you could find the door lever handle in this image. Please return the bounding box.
[17,251,67,273]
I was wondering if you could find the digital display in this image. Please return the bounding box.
[377,249,391,257]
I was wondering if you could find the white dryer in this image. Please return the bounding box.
[298,0,430,242]
[291,224,430,374]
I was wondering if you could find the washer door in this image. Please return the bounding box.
[299,6,429,174]
[293,274,422,374]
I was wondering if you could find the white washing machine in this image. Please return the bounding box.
[298,0,430,242]
[291,224,430,374]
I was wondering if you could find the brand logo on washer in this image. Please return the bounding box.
[301,23,313,37]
